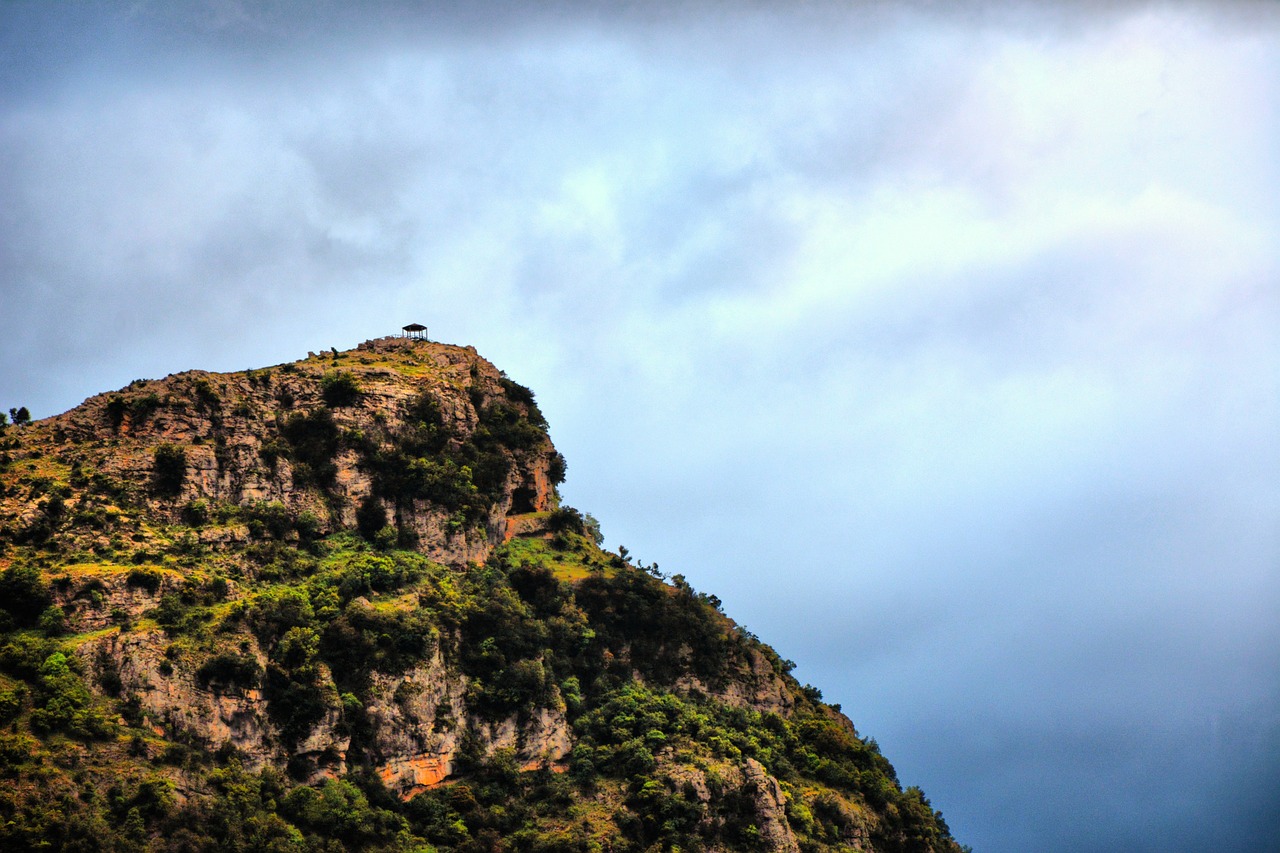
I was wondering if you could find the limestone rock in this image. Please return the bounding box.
[743,758,801,853]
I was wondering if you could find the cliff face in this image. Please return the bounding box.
[0,339,964,853]
[18,337,558,569]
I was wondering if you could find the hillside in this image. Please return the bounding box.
[0,337,966,853]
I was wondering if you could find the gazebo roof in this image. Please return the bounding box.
[402,323,427,332]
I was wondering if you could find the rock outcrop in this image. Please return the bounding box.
[10,337,559,569]
[79,626,572,794]
[744,758,801,853]
[364,647,572,797]
[86,628,302,768]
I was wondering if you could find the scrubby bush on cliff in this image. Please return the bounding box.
[197,653,263,690]
[281,409,341,488]
[321,598,438,690]
[364,447,495,531]
[0,564,51,628]
[182,497,211,525]
[151,443,188,497]
[242,500,293,540]
[0,634,57,680]
[28,652,111,739]
[282,777,409,848]
[36,605,65,636]
[191,377,221,411]
[356,495,389,542]
[107,393,161,430]
[321,372,362,407]
[265,626,329,747]
[126,567,163,593]
[0,685,26,722]
[402,392,448,454]
[476,400,545,452]
[548,451,567,485]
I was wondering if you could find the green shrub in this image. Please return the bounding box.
[29,652,111,739]
[0,634,56,679]
[476,401,545,452]
[183,498,211,525]
[259,438,287,471]
[355,496,387,542]
[126,568,163,594]
[152,443,187,497]
[116,394,162,423]
[547,506,586,535]
[242,501,293,540]
[401,393,448,454]
[197,653,263,690]
[246,588,315,643]
[37,605,66,636]
[498,376,547,428]
[0,564,51,627]
[0,684,26,722]
[192,378,221,409]
[295,511,323,543]
[252,617,331,747]
[282,778,408,847]
[96,651,123,697]
[319,597,437,690]
[153,593,191,633]
[105,396,127,430]
[548,452,567,485]
[280,410,340,489]
[320,372,361,408]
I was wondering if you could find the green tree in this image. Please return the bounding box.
[282,778,409,847]
[356,496,388,542]
[37,605,66,636]
[152,443,188,497]
[30,652,110,739]
[0,564,52,627]
[321,372,362,407]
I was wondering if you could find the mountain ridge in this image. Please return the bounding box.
[0,337,966,853]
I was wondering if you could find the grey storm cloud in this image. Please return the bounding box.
[2,2,1278,851]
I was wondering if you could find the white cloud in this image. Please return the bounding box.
[1,3,1278,850]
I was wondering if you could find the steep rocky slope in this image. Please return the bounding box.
[0,338,966,853]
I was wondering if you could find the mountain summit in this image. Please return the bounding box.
[0,338,965,852]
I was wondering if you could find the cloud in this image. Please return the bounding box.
[1,2,1278,850]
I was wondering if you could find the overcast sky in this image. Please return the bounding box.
[2,2,1278,850]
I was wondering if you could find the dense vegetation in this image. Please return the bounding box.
[0,342,965,852]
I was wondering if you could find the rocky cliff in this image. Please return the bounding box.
[11,337,559,568]
[0,338,965,853]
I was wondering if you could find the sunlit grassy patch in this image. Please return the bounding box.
[496,535,614,583]
[59,561,166,579]
[62,625,122,649]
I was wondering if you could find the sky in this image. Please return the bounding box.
[2,1,1278,850]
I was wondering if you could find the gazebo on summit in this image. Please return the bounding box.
[401,323,428,341]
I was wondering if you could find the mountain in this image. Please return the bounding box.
[0,337,966,853]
